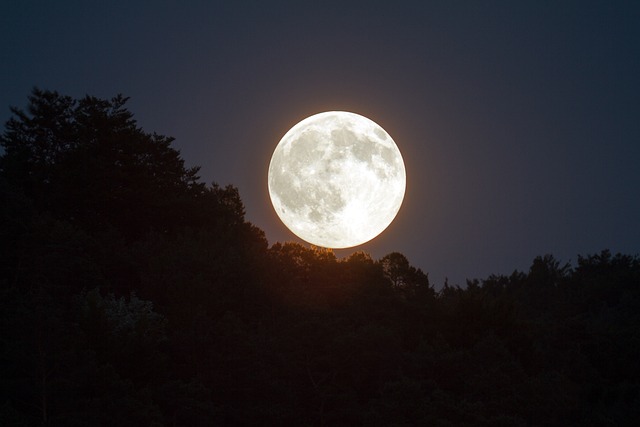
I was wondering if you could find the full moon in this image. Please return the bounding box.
[268,111,406,249]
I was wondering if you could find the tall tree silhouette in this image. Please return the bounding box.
[0,88,204,240]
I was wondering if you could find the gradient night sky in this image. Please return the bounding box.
[2,1,639,286]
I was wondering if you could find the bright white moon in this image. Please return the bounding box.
[268,111,406,248]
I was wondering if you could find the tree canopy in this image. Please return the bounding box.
[1,88,211,239]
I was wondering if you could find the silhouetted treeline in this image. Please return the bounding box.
[1,89,638,426]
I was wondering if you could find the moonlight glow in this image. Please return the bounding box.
[268,111,406,248]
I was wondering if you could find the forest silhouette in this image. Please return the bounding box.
[1,89,638,426]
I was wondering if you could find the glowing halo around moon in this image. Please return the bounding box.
[268,111,406,249]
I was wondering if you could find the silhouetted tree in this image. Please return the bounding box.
[380,252,433,303]
[0,88,204,240]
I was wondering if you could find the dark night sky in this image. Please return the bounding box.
[2,1,639,286]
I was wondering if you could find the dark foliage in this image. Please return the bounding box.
[1,90,638,426]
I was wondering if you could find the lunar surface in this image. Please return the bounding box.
[268,111,406,249]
